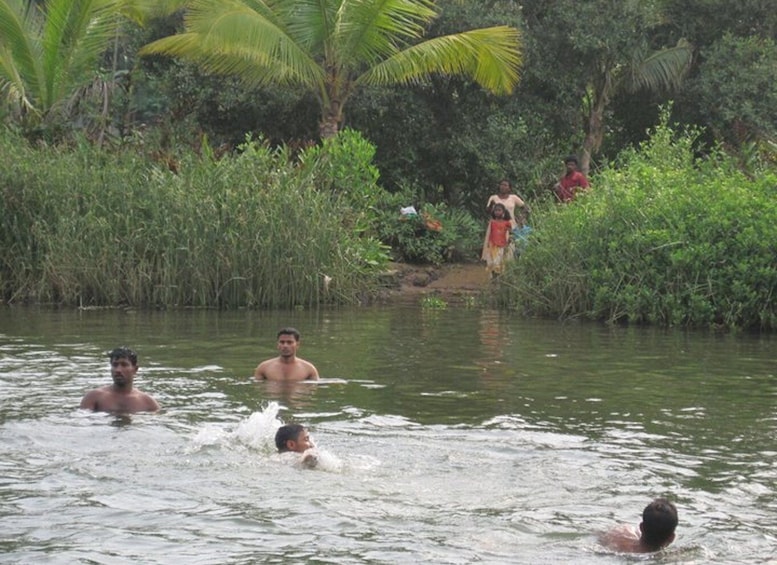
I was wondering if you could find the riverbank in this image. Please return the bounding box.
[378,261,491,304]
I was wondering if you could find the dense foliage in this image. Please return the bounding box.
[374,193,483,265]
[3,1,777,328]
[501,115,777,329]
[138,0,521,139]
[0,129,391,308]
[686,34,777,148]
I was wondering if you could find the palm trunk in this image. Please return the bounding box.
[319,88,344,139]
[319,116,340,139]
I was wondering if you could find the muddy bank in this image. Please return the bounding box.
[376,262,491,304]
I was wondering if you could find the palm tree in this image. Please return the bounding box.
[0,0,183,136]
[581,39,693,174]
[139,0,522,139]
[0,0,120,130]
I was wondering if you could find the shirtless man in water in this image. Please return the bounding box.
[80,347,160,413]
[598,498,678,553]
[254,327,319,381]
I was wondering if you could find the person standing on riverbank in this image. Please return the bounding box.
[598,498,678,553]
[554,155,589,202]
[254,327,319,381]
[80,347,160,413]
[486,179,526,229]
[481,203,514,278]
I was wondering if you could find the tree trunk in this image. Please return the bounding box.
[581,70,612,176]
[319,97,343,139]
[319,117,339,139]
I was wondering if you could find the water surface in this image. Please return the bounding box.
[1,305,776,563]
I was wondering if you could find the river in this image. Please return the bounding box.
[1,305,775,564]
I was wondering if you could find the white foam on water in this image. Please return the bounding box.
[189,401,283,453]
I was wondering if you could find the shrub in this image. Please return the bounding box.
[373,186,483,265]
[501,112,777,329]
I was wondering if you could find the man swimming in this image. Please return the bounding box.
[599,498,678,553]
[275,423,317,468]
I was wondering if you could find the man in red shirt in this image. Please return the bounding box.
[554,155,589,202]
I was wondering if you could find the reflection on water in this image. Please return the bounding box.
[257,379,321,411]
[109,414,134,428]
[0,305,776,563]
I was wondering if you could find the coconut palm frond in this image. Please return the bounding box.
[358,26,522,95]
[139,0,523,137]
[0,0,133,123]
[333,0,437,63]
[627,39,693,94]
[0,0,44,102]
[140,0,324,88]
[41,0,122,107]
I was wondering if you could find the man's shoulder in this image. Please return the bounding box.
[573,171,589,182]
[296,357,319,378]
[136,390,161,410]
[298,357,318,368]
[257,356,277,367]
[256,356,281,370]
[254,357,277,379]
[80,386,112,410]
[598,524,640,552]
[80,388,98,406]
[83,385,110,398]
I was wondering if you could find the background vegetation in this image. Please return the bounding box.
[0,128,389,308]
[499,114,777,330]
[2,0,777,327]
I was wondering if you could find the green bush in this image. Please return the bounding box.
[501,112,777,329]
[373,186,483,265]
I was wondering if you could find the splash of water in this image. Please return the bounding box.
[233,401,284,451]
[189,402,345,471]
[190,401,283,453]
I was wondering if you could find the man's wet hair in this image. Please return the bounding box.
[641,498,678,548]
[275,424,305,452]
[564,155,579,165]
[108,346,138,366]
[277,327,301,341]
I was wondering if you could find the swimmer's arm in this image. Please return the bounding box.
[301,451,318,469]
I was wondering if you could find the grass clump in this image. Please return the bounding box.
[0,130,389,308]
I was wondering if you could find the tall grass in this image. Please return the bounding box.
[0,131,387,308]
[499,114,777,329]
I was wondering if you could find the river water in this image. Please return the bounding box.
[1,305,775,564]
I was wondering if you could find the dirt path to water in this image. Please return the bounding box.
[380,262,491,304]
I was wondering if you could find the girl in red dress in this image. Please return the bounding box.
[481,203,514,277]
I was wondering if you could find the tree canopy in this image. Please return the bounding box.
[139,0,522,138]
